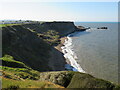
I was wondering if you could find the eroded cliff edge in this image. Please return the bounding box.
[2,22,77,71]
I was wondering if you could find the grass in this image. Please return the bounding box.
[1,66,28,72]
[1,55,40,80]
[0,55,30,69]
[0,24,22,27]
[38,30,60,45]
[2,78,64,88]
[2,66,40,80]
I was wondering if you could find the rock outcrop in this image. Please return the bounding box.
[97,27,108,29]
[39,71,118,88]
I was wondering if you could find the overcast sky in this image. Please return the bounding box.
[0,0,118,22]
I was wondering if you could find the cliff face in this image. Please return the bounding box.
[2,25,50,71]
[23,22,76,36]
[41,22,76,36]
[2,22,76,71]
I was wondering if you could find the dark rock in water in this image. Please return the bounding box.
[76,26,90,31]
[76,26,86,31]
[97,27,108,29]
[77,26,86,30]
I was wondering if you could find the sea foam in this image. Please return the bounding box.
[61,34,85,73]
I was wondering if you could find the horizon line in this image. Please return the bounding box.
[0,19,118,22]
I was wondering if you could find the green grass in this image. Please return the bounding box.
[2,78,64,88]
[1,55,40,80]
[0,24,22,27]
[1,66,28,72]
[2,66,40,80]
[0,55,30,69]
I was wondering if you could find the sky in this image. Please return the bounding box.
[0,1,118,22]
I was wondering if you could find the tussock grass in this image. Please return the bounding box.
[2,78,64,88]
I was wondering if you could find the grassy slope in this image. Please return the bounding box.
[1,55,64,88]
[2,78,64,88]
[1,55,40,80]
[1,55,120,89]
[2,54,119,89]
[1,55,30,69]
[0,24,22,27]
[67,72,118,88]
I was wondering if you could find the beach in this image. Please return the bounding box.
[54,37,67,52]
[54,34,86,72]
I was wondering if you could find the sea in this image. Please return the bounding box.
[61,22,118,84]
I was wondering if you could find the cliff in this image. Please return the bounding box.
[2,22,77,71]
[22,21,77,36]
[1,22,119,89]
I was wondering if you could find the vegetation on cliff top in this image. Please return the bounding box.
[0,24,22,27]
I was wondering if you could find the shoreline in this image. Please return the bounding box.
[54,37,67,52]
[55,33,85,72]
[54,37,70,64]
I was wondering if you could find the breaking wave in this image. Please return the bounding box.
[61,34,85,73]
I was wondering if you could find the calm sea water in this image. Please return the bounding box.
[72,22,118,83]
